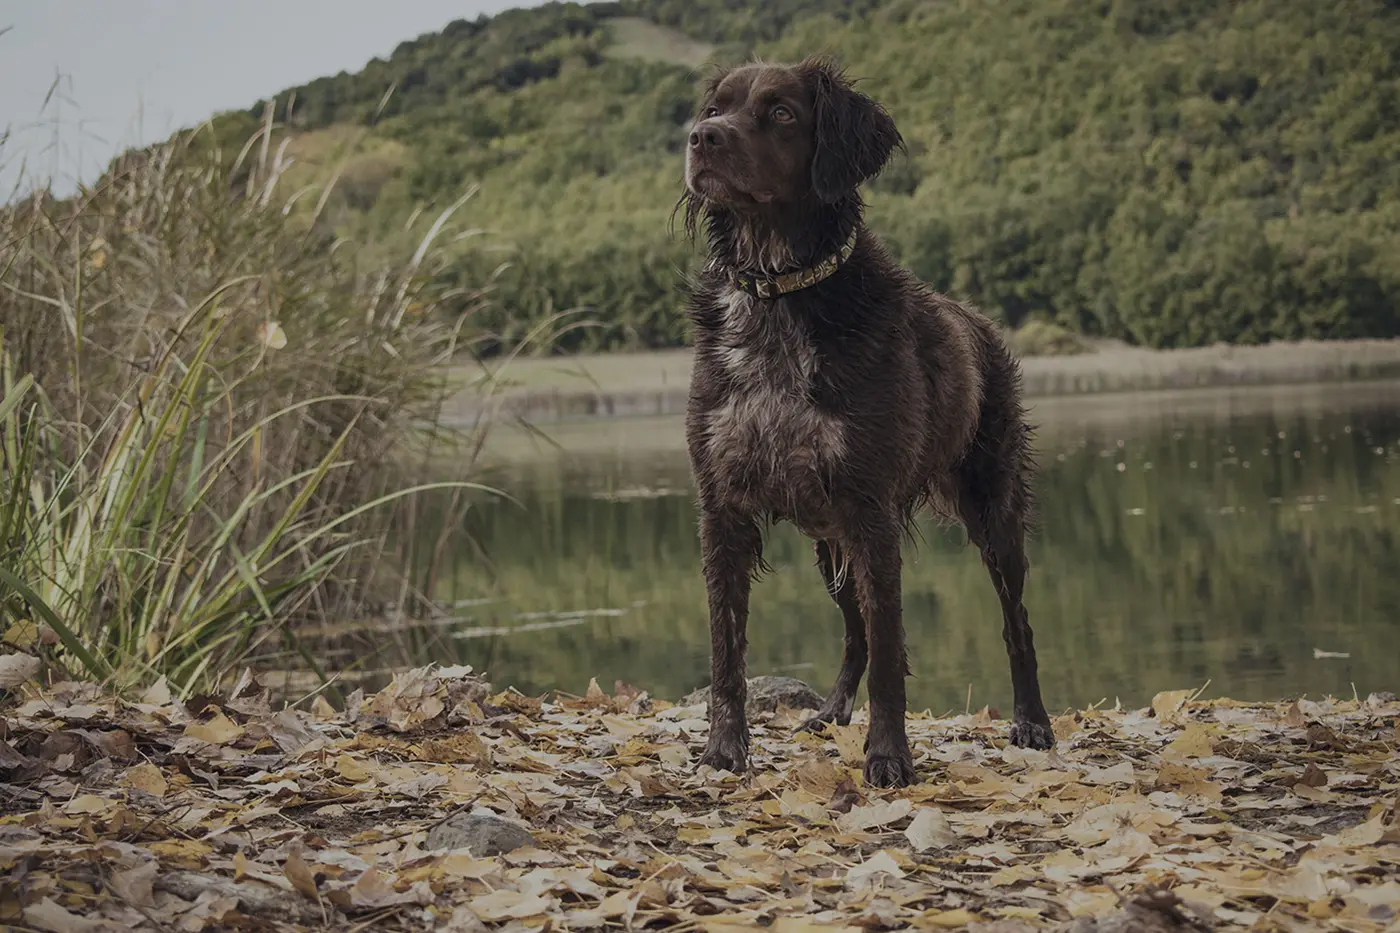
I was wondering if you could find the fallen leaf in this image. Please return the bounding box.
[184,710,244,745]
[1161,722,1216,760]
[23,897,103,933]
[828,724,866,766]
[1155,761,1221,799]
[108,858,157,907]
[0,652,41,689]
[349,865,415,907]
[257,320,288,350]
[145,838,212,870]
[4,619,40,649]
[469,889,554,921]
[285,848,321,900]
[335,754,374,783]
[847,849,904,888]
[836,796,911,833]
[793,754,845,798]
[903,806,957,851]
[1283,700,1306,728]
[123,762,168,798]
[917,908,979,929]
[1151,688,1193,723]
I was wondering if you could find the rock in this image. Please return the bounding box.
[681,676,824,717]
[425,812,535,855]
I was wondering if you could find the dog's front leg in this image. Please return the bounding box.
[697,504,762,774]
[849,517,916,787]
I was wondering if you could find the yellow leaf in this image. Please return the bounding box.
[257,320,288,350]
[1154,761,1221,799]
[437,853,500,880]
[917,909,978,929]
[145,838,212,870]
[837,797,911,833]
[1150,689,1193,724]
[793,754,845,797]
[334,755,373,783]
[140,678,172,706]
[4,620,38,649]
[184,711,244,745]
[468,889,553,921]
[284,848,320,901]
[1161,722,1216,760]
[989,864,1038,886]
[1283,700,1306,728]
[349,866,400,907]
[64,794,114,815]
[23,897,103,933]
[123,762,168,798]
[827,724,867,766]
[597,889,637,919]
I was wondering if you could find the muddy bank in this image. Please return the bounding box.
[445,338,1400,426]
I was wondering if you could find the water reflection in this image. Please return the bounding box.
[380,382,1400,711]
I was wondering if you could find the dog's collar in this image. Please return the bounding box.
[722,227,859,299]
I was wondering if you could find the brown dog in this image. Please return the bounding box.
[678,57,1055,788]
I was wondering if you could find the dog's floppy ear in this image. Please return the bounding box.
[803,57,902,203]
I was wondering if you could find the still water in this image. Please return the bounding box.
[385,381,1400,714]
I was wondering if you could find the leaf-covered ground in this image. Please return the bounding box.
[1,665,1397,933]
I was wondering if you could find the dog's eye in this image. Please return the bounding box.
[771,105,795,123]
[702,105,719,118]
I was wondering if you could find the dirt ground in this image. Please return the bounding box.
[2,666,1397,932]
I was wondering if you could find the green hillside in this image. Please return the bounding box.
[201,0,1400,354]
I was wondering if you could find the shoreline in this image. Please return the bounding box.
[444,337,1400,426]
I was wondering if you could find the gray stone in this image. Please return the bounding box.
[425,812,535,855]
[681,675,824,717]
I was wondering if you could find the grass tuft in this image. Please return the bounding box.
[0,110,519,696]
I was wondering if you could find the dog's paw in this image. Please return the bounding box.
[1009,718,1055,750]
[698,730,749,774]
[794,702,852,735]
[863,751,916,788]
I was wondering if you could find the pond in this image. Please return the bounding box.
[345,380,1400,715]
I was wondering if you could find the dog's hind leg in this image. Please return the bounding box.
[957,469,1055,750]
[797,539,867,732]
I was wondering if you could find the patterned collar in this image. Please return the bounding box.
[723,227,860,299]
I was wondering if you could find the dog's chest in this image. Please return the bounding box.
[702,289,845,516]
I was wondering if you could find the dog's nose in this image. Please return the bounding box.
[689,121,726,151]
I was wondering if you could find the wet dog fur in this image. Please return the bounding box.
[677,56,1056,788]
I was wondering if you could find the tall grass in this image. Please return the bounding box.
[0,106,511,696]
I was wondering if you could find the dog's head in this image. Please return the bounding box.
[683,57,902,210]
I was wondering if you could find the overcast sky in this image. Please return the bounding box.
[0,1,540,198]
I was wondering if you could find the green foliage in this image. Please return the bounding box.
[0,123,498,694]
[1007,319,1095,357]
[213,0,1400,354]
